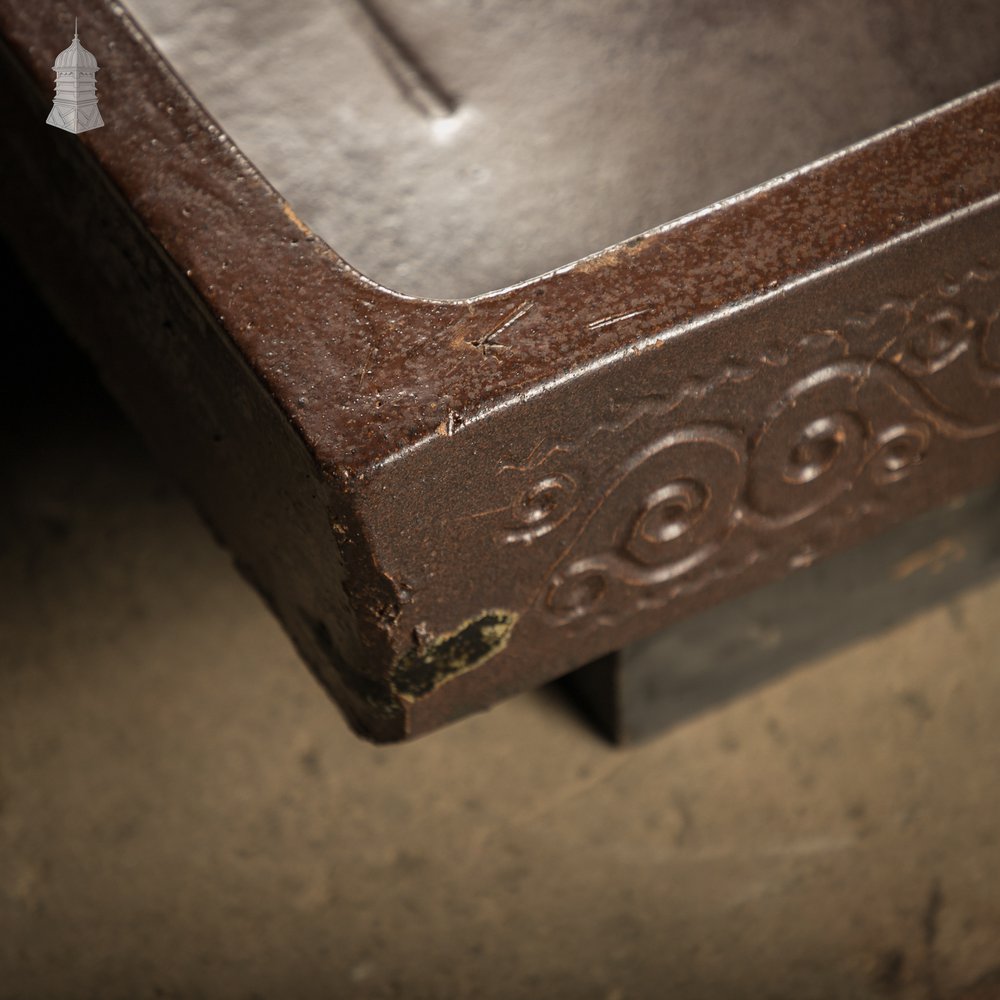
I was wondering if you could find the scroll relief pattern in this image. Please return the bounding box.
[493,260,1000,628]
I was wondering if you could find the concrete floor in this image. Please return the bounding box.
[3,322,1000,998]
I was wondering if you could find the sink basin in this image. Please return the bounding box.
[124,0,1000,298]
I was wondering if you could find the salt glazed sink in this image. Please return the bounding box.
[3,0,1000,741]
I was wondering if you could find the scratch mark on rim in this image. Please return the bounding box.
[588,308,650,332]
[470,300,534,356]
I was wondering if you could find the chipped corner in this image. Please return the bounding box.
[390,610,519,703]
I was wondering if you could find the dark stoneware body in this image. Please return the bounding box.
[3,1,1000,739]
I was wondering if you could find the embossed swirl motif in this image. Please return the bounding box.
[499,261,1000,626]
[503,473,578,544]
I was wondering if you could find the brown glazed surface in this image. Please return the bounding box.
[3,1,1000,738]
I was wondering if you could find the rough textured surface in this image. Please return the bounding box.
[123,0,1000,299]
[4,318,1000,1000]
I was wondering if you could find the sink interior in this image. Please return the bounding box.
[122,0,1000,299]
